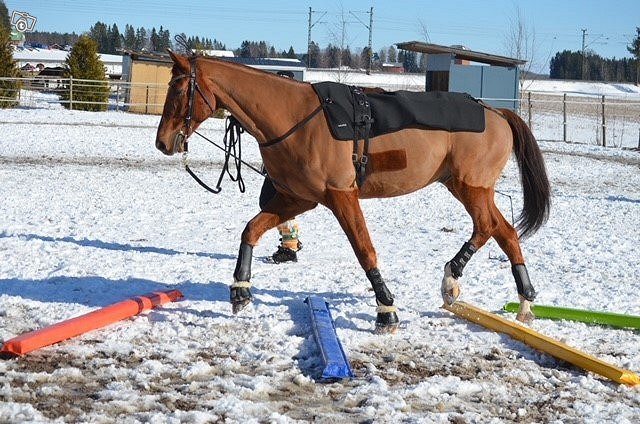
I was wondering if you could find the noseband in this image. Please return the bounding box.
[169,56,216,153]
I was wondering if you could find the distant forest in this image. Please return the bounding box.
[22,22,640,83]
[550,50,639,83]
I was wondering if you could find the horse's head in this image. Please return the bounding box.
[155,51,218,155]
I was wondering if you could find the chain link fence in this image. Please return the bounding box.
[1,76,639,149]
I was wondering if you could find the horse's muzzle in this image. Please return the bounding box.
[155,137,171,155]
[155,131,186,155]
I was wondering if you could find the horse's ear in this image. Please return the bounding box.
[167,49,189,70]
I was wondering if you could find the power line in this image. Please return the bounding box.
[307,7,326,67]
[349,7,373,74]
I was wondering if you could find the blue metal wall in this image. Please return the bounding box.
[449,64,519,110]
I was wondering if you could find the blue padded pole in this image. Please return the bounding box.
[305,296,355,380]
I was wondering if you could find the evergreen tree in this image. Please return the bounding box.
[285,46,296,59]
[26,31,79,47]
[60,36,109,111]
[399,50,418,72]
[628,27,640,84]
[108,23,121,54]
[418,53,427,72]
[212,39,225,50]
[324,44,340,68]
[257,41,268,57]
[341,46,352,68]
[0,0,10,30]
[135,27,147,51]
[360,47,372,70]
[377,48,386,64]
[158,26,171,52]
[387,45,397,63]
[89,21,109,53]
[239,40,251,57]
[307,41,320,67]
[149,27,159,52]
[123,24,136,50]
[0,23,21,108]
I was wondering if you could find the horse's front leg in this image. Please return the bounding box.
[325,188,399,333]
[231,212,276,313]
[231,195,317,314]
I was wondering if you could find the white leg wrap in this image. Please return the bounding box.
[376,304,398,314]
[231,280,252,289]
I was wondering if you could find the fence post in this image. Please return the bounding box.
[145,85,149,115]
[563,93,567,143]
[69,77,73,110]
[601,95,606,147]
[115,83,120,112]
[527,91,532,129]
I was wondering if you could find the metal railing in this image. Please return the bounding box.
[1,76,639,149]
[519,92,640,149]
[0,76,168,113]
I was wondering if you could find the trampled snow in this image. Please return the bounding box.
[0,100,639,422]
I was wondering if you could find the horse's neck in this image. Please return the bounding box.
[202,60,316,143]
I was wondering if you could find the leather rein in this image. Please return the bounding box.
[171,55,323,194]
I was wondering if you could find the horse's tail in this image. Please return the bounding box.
[499,108,550,238]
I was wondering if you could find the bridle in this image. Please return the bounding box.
[168,55,257,194]
[168,55,217,154]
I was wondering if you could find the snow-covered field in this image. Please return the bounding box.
[0,103,639,423]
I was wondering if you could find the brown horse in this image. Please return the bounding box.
[155,52,550,333]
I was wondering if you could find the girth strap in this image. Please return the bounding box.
[351,86,373,187]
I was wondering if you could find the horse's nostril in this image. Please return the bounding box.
[155,139,167,153]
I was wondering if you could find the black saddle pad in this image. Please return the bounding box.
[312,81,486,141]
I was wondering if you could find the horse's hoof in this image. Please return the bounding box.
[230,285,252,314]
[232,299,251,314]
[441,278,461,306]
[516,297,535,324]
[375,311,399,334]
[441,291,459,306]
[516,309,535,324]
[441,264,461,306]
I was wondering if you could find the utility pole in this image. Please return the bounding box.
[581,28,587,80]
[350,7,374,74]
[307,7,326,68]
[581,29,607,81]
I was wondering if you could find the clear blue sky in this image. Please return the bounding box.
[5,0,639,73]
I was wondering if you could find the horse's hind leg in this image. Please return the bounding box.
[441,181,495,305]
[325,188,399,333]
[443,180,537,322]
[231,194,317,313]
[491,208,537,323]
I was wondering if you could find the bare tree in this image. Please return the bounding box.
[418,18,431,43]
[503,6,539,91]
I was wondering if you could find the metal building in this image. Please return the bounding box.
[396,42,526,110]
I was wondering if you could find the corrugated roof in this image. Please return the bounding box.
[396,41,526,67]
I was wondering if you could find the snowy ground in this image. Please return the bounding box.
[0,106,639,423]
